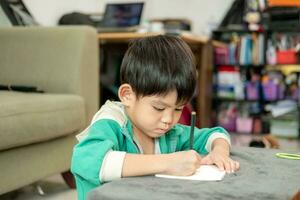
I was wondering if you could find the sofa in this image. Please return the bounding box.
[0,26,99,194]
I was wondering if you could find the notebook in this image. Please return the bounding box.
[96,2,144,33]
[155,165,226,181]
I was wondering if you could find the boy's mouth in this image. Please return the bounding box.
[155,128,169,134]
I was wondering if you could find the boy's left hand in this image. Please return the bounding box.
[200,138,240,173]
[200,151,239,173]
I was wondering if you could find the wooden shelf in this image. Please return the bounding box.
[98,31,208,44]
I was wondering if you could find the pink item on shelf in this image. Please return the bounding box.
[214,47,229,65]
[236,117,253,133]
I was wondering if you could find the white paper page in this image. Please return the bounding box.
[155,165,226,181]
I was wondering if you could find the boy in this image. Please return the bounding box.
[71,35,240,200]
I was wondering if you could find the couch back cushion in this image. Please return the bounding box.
[0,26,99,123]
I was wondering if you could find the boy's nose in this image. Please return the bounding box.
[161,112,173,125]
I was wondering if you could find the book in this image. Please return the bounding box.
[155,165,226,181]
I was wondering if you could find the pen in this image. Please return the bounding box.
[189,111,196,150]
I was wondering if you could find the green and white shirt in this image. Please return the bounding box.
[71,100,230,200]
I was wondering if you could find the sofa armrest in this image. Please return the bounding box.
[0,26,99,123]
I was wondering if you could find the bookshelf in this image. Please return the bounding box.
[211,27,300,143]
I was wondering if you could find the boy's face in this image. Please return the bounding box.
[127,90,185,138]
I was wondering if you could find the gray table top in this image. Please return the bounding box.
[88,146,300,200]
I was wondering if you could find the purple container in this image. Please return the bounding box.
[292,88,300,100]
[246,82,259,100]
[263,81,278,101]
[219,117,236,132]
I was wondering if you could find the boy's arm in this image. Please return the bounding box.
[71,120,122,185]
[100,152,172,181]
[204,132,231,153]
[122,150,206,176]
[211,138,230,157]
[122,153,171,176]
[101,150,204,179]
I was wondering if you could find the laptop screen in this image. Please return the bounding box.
[102,3,144,27]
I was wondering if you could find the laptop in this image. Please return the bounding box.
[96,2,144,33]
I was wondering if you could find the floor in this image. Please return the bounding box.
[0,175,77,200]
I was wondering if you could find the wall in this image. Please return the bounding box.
[22,0,234,36]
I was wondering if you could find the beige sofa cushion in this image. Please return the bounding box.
[0,91,85,151]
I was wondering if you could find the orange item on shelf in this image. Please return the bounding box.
[268,0,300,7]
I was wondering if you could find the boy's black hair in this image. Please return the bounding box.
[120,35,197,104]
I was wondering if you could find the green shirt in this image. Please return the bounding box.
[71,101,229,200]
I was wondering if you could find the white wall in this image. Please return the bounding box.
[23,0,234,36]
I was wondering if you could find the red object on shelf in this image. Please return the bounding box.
[276,50,297,64]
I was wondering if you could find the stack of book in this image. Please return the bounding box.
[214,33,265,66]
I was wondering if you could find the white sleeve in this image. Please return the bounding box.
[205,132,231,152]
[99,151,126,182]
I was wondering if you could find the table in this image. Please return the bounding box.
[88,147,300,200]
[98,32,213,127]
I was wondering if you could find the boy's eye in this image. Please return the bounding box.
[175,108,184,112]
[153,106,165,111]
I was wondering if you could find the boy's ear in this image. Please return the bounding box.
[118,84,135,106]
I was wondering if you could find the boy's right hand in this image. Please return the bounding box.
[164,150,202,176]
